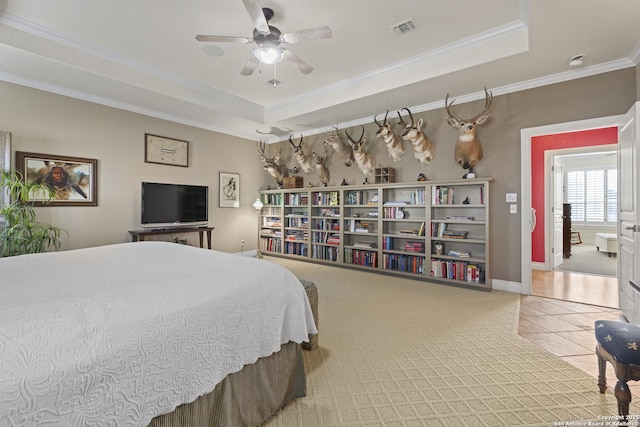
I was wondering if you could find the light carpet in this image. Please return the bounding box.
[556,243,617,276]
[263,257,638,427]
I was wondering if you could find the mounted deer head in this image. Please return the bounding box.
[397,108,435,165]
[257,141,289,186]
[346,125,375,176]
[323,125,354,167]
[288,134,314,173]
[374,110,405,162]
[312,143,331,186]
[445,87,493,178]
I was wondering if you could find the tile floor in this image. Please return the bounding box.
[518,281,640,394]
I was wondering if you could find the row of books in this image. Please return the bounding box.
[344,190,372,206]
[285,217,309,228]
[312,245,339,261]
[313,218,340,231]
[285,231,308,241]
[383,254,425,274]
[430,259,482,283]
[261,237,282,253]
[284,241,307,256]
[312,232,340,245]
[261,194,282,205]
[313,191,339,206]
[344,248,378,267]
[284,193,308,206]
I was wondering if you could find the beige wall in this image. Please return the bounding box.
[0,67,636,284]
[0,81,267,254]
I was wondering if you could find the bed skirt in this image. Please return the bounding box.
[148,342,305,427]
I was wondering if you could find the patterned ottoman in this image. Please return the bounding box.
[299,279,318,350]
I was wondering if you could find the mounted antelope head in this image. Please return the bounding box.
[323,126,354,167]
[257,141,289,186]
[445,87,493,178]
[312,143,331,186]
[288,134,314,174]
[374,110,405,162]
[397,108,435,165]
[346,125,375,176]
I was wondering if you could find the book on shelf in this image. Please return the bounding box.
[383,201,408,206]
[353,242,378,249]
[398,229,418,235]
[355,228,370,233]
[448,250,470,257]
[418,222,425,236]
[446,216,475,221]
[442,230,468,239]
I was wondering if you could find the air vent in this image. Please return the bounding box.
[391,18,417,35]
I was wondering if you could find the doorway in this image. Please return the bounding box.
[520,116,624,307]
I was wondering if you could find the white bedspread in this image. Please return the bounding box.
[0,242,316,426]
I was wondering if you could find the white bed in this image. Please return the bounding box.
[0,241,316,426]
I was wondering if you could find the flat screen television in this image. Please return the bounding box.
[141,182,208,229]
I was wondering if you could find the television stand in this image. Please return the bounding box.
[129,226,215,249]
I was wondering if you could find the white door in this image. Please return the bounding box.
[553,159,564,268]
[618,102,640,323]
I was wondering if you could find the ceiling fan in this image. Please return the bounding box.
[196,0,332,76]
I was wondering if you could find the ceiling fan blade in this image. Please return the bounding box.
[240,56,260,76]
[196,35,253,43]
[282,49,313,74]
[242,0,270,35]
[282,26,332,43]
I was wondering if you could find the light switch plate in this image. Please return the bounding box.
[506,193,517,203]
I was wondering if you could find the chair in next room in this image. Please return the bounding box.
[595,320,640,418]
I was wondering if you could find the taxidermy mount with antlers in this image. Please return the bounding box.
[346,125,376,176]
[374,110,405,162]
[445,87,493,179]
[312,143,331,186]
[397,108,435,165]
[257,141,289,186]
[288,134,314,173]
[323,126,354,167]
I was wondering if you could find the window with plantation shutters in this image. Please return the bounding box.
[566,168,617,225]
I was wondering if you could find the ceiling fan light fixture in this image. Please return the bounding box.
[253,46,283,64]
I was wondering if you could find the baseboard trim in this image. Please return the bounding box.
[492,279,526,294]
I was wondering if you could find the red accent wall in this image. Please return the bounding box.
[531,127,618,263]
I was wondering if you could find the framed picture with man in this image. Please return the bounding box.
[16,151,98,206]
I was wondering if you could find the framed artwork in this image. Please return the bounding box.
[144,133,189,167]
[219,172,239,208]
[15,151,98,206]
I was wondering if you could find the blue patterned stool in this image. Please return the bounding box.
[595,320,640,417]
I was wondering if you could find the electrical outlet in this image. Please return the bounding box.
[240,239,245,246]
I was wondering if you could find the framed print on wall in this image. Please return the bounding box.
[16,151,98,206]
[219,172,240,208]
[144,133,189,167]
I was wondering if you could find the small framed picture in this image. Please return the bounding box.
[16,151,98,206]
[144,133,189,167]
[219,172,240,208]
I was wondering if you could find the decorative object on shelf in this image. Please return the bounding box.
[341,178,348,186]
[219,172,240,208]
[346,125,376,176]
[0,169,66,257]
[445,87,493,178]
[374,110,405,162]
[323,125,354,167]
[253,197,264,259]
[363,178,368,185]
[257,141,289,187]
[15,151,98,206]
[311,144,330,186]
[282,176,303,189]
[434,243,444,255]
[374,166,396,183]
[417,173,427,181]
[398,108,435,165]
[144,134,188,167]
[463,196,470,204]
[288,134,314,173]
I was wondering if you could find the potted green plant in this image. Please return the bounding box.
[0,169,66,257]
